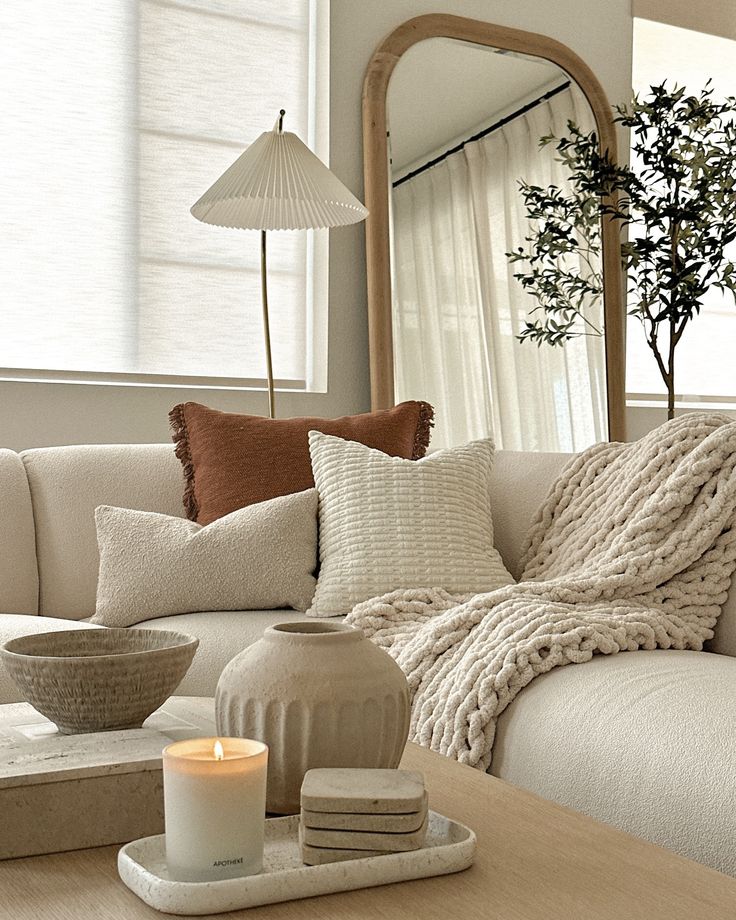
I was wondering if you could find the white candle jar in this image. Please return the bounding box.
[163,737,268,882]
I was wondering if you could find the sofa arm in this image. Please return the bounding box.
[0,449,38,615]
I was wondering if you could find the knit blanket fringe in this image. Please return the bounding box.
[345,414,736,771]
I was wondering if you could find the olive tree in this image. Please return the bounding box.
[509,83,736,418]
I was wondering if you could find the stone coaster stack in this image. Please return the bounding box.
[299,768,428,866]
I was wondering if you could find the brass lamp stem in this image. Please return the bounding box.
[260,229,276,419]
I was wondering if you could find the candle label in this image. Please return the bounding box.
[213,857,244,868]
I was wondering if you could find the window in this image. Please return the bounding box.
[627,16,736,405]
[0,0,329,390]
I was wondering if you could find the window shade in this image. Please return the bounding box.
[0,0,328,386]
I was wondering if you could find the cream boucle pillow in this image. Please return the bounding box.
[92,490,318,627]
[307,433,513,617]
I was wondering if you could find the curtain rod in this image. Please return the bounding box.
[392,80,572,189]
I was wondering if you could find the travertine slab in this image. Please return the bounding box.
[301,813,428,852]
[301,768,425,814]
[300,844,383,865]
[301,797,427,832]
[0,696,215,859]
[299,824,382,865]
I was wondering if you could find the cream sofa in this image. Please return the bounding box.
[1,443,735,876]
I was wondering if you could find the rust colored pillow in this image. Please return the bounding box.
[169,401,434,524]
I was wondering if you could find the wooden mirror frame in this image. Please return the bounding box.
[363,13,626,441]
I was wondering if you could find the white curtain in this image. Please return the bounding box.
[392,85,606,452]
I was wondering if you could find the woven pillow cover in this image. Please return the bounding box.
[91,489,318,627]
[170,401,434,525]
[307,433,514,617]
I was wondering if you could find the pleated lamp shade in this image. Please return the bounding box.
[191,122,368,231]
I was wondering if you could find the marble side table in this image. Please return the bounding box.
[0,696,215,859]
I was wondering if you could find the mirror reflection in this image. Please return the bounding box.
[387,38,606,451]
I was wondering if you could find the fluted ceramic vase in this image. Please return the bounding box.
[215,621,410,814]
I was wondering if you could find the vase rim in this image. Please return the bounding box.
[264,621,363,643]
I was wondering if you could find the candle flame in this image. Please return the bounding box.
[213,739,224,761]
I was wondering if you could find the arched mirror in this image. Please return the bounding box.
[363,15,626,450]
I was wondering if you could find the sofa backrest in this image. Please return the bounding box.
[0,449,38,616]
[489,448,736,658]
[7,442,736,658]
[489,450,572,580]
[21,444,184,620]
[18,443,568,621]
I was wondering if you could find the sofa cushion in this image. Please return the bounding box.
[91,491,318,627]
[491,649,736,876]
[307,434,513,617]
[21,445,185,620]
[169,400,434,525]
[138,609,333,696]
[0,616,102,704]
[0,450,38,616]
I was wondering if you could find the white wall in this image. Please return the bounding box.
[388,38,562,173]
[634,0,736,41]
[0,0,633,450]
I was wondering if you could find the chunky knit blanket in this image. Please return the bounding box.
[345,414,736,771]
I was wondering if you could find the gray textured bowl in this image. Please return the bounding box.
[0,628,199,734]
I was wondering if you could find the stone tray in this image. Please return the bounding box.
[118,810,476,915]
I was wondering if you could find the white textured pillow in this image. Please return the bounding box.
[91,490,318,627]
[307,434,513,617]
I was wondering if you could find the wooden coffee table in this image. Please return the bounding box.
[2,741,735,919]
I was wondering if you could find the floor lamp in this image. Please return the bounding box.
[191,111,368,418]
